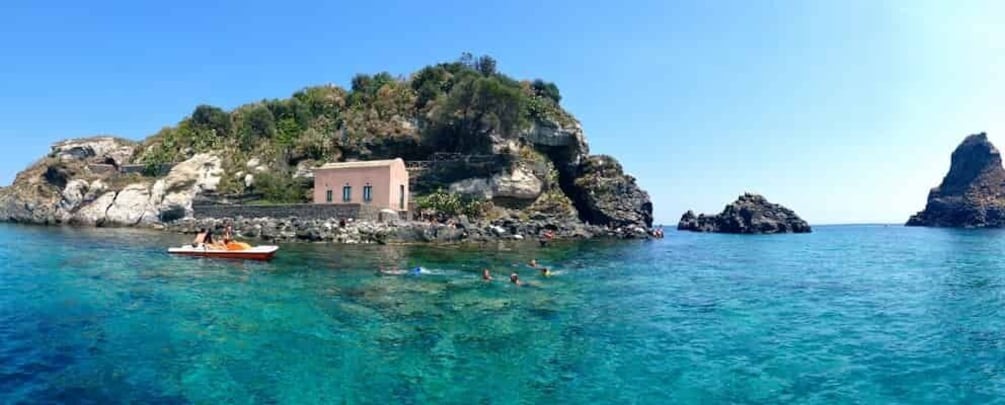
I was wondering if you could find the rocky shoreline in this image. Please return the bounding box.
[161,215,652,245]
[0,133,656,243]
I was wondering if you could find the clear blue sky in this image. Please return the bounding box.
[1,0,1003,225]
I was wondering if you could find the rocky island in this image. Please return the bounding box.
[0,54,654,243]
[678,193,811,234]
[906,132,1005,228]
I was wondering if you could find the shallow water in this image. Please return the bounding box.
[2,224,1005,403]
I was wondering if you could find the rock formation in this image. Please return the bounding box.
[678,193,811,234]
[0,136,137,224]
[0,55,654,240]
[568,155,653,229]
[434,115,651,231]
[907,132,1005,227]
[0,140,223,226]
[52,136,136,167]
[449,166,544,201]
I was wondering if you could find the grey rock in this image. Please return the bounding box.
[907,132,1005,227]
[678,193,811,234]
[51,136,137,167]
[490,166,543,200]
[379,209,399,223]
[566,155,653,229]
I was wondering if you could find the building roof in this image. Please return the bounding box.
[315,158,403,170]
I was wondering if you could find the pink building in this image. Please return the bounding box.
[312,158,409,212]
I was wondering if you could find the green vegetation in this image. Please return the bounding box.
[528,188,576,216]
[415,188,492,219]
[136,53,574,171]
[252,172,310,204]
[126,53,583,219]
[236,104,277,150]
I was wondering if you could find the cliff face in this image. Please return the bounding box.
[0,137,223,226]
[0,56,653,233]
[569,155,653,228]
[907,133,1005,227]
[678,193,810,234]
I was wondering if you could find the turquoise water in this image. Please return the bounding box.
[2,224,1005,403]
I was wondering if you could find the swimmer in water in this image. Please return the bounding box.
[527,259,538,268]
[510,272,521,286]
[482,268,492,281]
[376,265,419,276]
[539,230,554,247]
[540,267,552,277]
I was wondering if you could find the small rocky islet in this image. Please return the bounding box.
[907,132,1005,228]
[677,193,811,234]
[0,55,654,243]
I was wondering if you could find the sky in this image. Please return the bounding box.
[1,0,1003,225]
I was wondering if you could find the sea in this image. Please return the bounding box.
[1,223,1004,404]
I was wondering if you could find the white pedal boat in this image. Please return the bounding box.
[167,244,279,260]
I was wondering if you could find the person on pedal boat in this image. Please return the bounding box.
[192,229,208,247]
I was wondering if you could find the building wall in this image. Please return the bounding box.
[389,160,410,211]
[313,166,393,208]
[312,159,410,211]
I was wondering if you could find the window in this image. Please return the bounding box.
[325,189,332,203]
[399,184,405,209]
[363,184,373,202]
[342,185,352,202]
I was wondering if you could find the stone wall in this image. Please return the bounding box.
[193,203,390,221]
[87,164,116,174]
[119,163,174,176]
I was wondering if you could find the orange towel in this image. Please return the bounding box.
[225,242,251,251]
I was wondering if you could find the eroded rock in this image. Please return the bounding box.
[567,155,653,229]
[907,133,1005,227]
[678,193,811,234]
[51,136,136,167]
